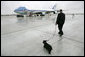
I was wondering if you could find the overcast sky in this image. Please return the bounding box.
[1,1,84,14]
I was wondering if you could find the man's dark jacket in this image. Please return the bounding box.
[56,13,65,25]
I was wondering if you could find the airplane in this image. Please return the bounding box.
[14,4,57,17]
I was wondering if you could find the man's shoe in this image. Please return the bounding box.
[59,33,63,37]
[59,34,62,37]
[58,32,60,34]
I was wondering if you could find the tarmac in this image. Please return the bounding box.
[1,14,84,56]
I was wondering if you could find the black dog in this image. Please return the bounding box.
[43,40,52,54]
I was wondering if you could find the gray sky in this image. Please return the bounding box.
[1,1,84,14]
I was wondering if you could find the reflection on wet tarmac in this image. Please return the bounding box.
[1,14,84,56]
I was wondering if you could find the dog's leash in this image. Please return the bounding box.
[47,24,57,42]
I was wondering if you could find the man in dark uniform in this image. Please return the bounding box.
[55,9,65,36]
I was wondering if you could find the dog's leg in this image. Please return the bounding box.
[48,50,51,54]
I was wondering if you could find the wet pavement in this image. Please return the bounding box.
[1,14,84,56]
